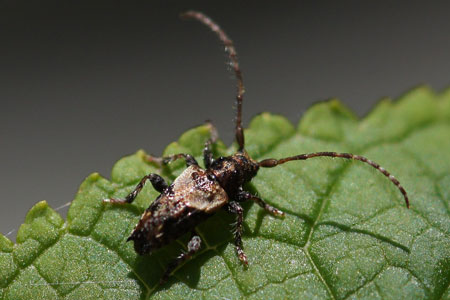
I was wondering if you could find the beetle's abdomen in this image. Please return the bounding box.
[128,165,228,255]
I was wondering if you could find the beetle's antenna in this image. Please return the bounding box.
[259,152,409,208]
[180,11,245,151]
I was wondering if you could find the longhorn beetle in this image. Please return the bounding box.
[103,11,409,284]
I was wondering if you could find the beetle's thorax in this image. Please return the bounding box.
[210,151,259,195]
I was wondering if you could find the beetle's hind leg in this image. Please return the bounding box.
[226,201,248,265]
[104,173,168,205]
[203,120,219,168]
[160,232,202,284]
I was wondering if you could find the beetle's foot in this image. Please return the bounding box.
[145,154,164,167]
[103,198,128,205]
[269,206,286,217]
[237,249,248,266]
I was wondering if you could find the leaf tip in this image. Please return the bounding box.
[88,172,101,182]
[0,233,14,252]
[136,149,148,160]
[298,98,356,140]
[398,84,434,101]
[23,200,49,224]
[17,200,64,244]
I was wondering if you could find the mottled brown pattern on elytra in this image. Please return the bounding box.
[128,165,228,255]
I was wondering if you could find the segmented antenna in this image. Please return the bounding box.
[180,10,246,151]
[259,152,409,208]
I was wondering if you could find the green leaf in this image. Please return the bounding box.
[1,86,449,300]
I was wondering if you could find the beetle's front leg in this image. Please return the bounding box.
[203,120,219,168]
[226,201,248,265]
[103,173,168,204]
[160,233,202,284]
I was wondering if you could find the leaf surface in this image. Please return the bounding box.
[1,86,449,300]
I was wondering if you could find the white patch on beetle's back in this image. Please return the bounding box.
[171,165,228,213]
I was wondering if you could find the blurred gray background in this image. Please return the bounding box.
[1,1,450,240]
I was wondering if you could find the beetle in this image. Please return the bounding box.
[103,10,409,284]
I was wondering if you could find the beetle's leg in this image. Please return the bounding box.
[203,120,219,168]
[103,173,167,204]
[226,201,248,265]
[259,152,409,208]
[237,190,285,217]
[146,153,198,167]
[160,233,202,284]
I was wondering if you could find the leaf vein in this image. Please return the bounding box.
[304,248,336,300]
[217,251,246,297]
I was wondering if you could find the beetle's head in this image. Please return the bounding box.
[211,151,259,195]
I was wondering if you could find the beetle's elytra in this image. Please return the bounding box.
[103,11,409,284]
